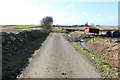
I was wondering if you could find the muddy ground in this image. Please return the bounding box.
[69,31,119,73]
[86,37,120,72]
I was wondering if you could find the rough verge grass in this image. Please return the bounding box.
[71,42,118,78]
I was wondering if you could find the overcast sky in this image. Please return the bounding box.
[0,0,119,26]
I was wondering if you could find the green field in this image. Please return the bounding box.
[1,25,43,33]
[2,25,39,28]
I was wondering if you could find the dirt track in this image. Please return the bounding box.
[19,32,100,78]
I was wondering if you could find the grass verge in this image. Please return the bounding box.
[45,31,53,40]
[71,42,118,78]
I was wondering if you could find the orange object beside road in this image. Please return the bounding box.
[84,28,99,34]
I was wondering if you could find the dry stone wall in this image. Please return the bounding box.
[1,30,48,55]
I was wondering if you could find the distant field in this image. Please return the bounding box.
[95,26,119,30]
[60,26,119,30]
[1,25,39,28]
[1,25,43,33]
[0,25,119,33]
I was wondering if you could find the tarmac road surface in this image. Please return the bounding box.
[19,32,100,78]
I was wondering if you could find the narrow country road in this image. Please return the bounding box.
[19,32,100,78]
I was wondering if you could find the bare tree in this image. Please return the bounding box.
[41,16,53,31]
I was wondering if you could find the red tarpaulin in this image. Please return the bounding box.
[84,28,99,34]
